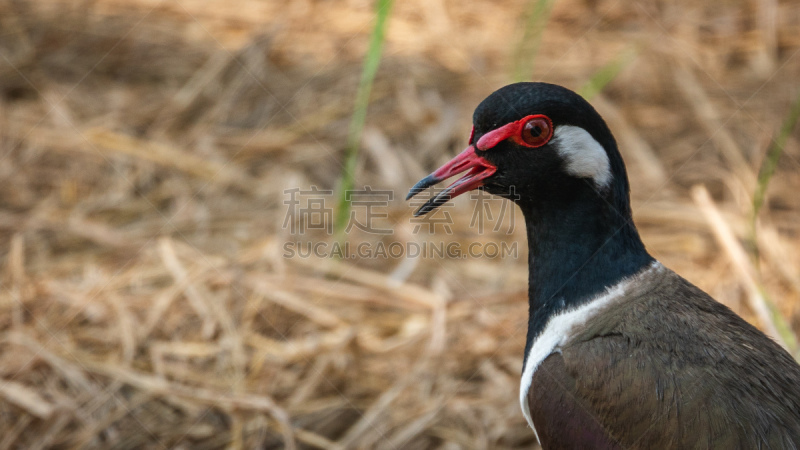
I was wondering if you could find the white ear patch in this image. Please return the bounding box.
[551,125,612,189]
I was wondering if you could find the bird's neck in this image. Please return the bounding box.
[520,194,652,361]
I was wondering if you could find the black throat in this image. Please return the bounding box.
[520,180,653,367]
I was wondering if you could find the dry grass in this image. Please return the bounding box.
[1,0,800,448]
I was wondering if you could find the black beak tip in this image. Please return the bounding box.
[411,188,453,217]
[412,206,428,217]
[406,174,440,201]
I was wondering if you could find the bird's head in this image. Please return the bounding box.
[407,82,630,218]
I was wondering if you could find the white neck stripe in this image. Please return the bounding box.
[520,261,662,441]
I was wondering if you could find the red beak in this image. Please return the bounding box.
[406,145,497,216]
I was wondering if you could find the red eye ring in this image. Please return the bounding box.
[515,115,553,148]
[474,114,554,151]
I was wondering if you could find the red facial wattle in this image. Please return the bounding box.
[476,114,553,150]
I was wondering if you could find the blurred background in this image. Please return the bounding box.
[1,0,800,448]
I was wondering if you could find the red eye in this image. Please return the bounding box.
[519,116,552,148]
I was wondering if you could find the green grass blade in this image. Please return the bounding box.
[334,0,394,238]
[578,46,638,100]
[752,90,800,223]
[512,0,556,82]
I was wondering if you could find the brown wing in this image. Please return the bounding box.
[529,353,624,450]
[528,270,800,450]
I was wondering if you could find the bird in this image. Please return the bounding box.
[406,82,800,449]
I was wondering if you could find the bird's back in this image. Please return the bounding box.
[528,267,800,449]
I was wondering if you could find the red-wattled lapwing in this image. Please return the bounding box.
[407,82,800,449]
